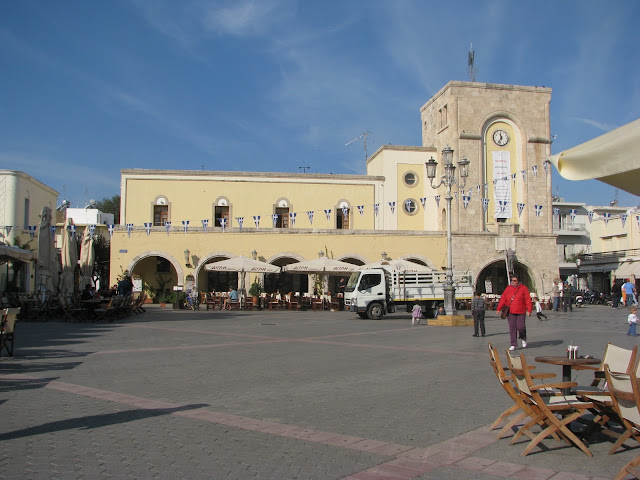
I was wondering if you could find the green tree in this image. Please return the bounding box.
[94,195,120,224]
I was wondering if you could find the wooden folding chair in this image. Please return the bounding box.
[507,350,595,457]
[487,343,557,439]
[605,366,640,480]
[0,307,20,357]
[575,343,638,394]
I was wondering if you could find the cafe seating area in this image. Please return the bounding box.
[489,341,640,477]
[201,291,345,312]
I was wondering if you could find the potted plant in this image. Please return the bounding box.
[248,281,263,307]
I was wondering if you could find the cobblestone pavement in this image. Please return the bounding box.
[0,303,635,479]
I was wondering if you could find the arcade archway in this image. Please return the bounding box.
[475,259,536,295]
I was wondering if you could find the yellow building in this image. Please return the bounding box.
[110,81,558,302]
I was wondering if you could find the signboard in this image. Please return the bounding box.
[132,274,142,293]
[492,150,511,219]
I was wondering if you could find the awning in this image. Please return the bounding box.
[614,258,640,279]
[0,245,35,264]
[549,118,640,196]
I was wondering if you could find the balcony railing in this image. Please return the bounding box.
[579,248,640,264]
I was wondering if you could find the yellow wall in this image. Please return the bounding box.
[396,164,425,231]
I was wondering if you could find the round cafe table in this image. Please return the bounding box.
[535,356,600,395]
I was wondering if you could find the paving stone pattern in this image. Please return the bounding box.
[0,305,634,479]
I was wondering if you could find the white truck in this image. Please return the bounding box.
[344,267,474,319]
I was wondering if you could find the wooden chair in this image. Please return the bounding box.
[59,295,84,322]
[606,366,640,480]
[268,294,280,310]
[0,307,20,357]
[311,296,324,311]
[487,343,557,439]
[506,350,595,457]
[575,343,638,394]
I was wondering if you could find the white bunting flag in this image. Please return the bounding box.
[553,207,560,218]
[27,225,37,238]
[521,170,526,181]
[68,224,77,237]
[463,196,470,209]
[341,207,349,219]
[357,205,365,217]
[271,214,278,228]
[404,199,412,211]
[126,223,133,238]
[482,198,489,212]
[517,203,525,217]
[435,196,440,208]
[50,225,56,237]
[202,219,209,233]
[107,224,115,238]
[388,201,396,214]
[621,213,628,228]
[570,209,577,223]
[534,205,542,217]
[253,216,260,228]
[324,209,332,221]
[603,212,611,225]
[289,213,296,226]
[476,185,481,195]
[89,224,96,238]
[237,217,244,230]
[637,215,640,229]
[4,226,12,237]
[144,222,152,236]
[498,201,506,213]
[182,220,189,234]
[307,211,314,224]
[220,218,227,231]
[420,197,426,207]
[512,173,517,184]
[587,211,594,223]
[484,183,489,195]
[373,204,379,216]
[165,221,172,235]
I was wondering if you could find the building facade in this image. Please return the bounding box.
[110,81,559,306]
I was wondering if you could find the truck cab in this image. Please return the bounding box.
[344,268,394,319]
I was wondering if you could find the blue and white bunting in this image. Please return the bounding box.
[89,224,96,238]
[289,213,296,226]
[253,216,260,228]
[534,205,542,217]
[164,221,171,235]
[182,220,189,234]
[602,212,611,225]
[219,218,227,231]
[463,196,470,209]
[498,201,506,213]
[637,215,640,230]
[324,209,332,221]
[341,207,349,219]
[512,173,517,184]
[27,225,37,238]
[357,205,364,217]
[570,209,577,223]
[587,211,594,223]
[126,223,133,238]
[420,197,426,207]
[373,204,379,216]
[388,202,395,214]
[144,222,152,236]
[4,226,12,236]
[271,214,278,228]
[484,183,489,195]
[521,170,526,181]
[553,207,560,218]
[535,164,540,177]
[482,198,489,212]
[68,224,77,236]
[435,196,440,208]
[237,217,244,230]
[621,213,628,228]
[50,225,56,237]
[107,224,115,238]
[307,211,314,224]
[517,203,525,217]
[201,219,209,233]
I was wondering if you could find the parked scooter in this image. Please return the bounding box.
[575,293,585,307]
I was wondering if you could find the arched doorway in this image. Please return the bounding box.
[128,254,181,300]
[266,255,303,294]
[199,255,238,293]
[475,259,536,295]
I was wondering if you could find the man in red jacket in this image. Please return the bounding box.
[496,275,532,351]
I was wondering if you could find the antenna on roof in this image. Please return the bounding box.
[346,130,372,162]
[299,166,311,173]
[467,43,476,82]
[610,188,619,207]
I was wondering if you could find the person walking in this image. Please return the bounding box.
[611,281,621,309]
[623,279,637,307]
[471,291,486,337]
[534,296,548,320]
[628,306,639,337]
[496,275,532,351]
[411,301,422,326]
[551,280,560,311]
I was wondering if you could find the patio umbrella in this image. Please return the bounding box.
[357,259,433,273]
[282,257,357,275]
[59,218,79,296]
[549,118,640,196]
[204,256,280,300]
[79,225,95,290]
[36,206,59,296]
[0,245,35,264]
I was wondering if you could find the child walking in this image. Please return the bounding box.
[411,302,422,325]
[628,306,638,336]
[534,297,548,321]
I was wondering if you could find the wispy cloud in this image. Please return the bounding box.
[201,0,294,37]
[570,117,615,133]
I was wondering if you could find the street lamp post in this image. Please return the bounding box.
[425,146,469,316]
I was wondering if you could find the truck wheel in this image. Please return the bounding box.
[367,303,384,320]
[357,312,368,319]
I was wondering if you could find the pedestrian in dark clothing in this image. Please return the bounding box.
[471,291,486,337]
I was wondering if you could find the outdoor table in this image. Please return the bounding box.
[534,356,601,395]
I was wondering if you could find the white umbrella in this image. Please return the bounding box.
[79,226,95,290]
[357,259,433,273]
[549,118,640,196]
[0,245,35,263]
[283,257,357,275]
[59,218,79,296]
[36,206,58,296]
[204,256,280,301]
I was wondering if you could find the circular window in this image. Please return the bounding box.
[403,198,419,215]
[403,171,418,187]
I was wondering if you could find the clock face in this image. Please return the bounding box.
[493,129,509,147]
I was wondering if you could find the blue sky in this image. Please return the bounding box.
[1,0,639,209]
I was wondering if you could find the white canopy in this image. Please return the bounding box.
[0,245,35,264]
[283,257,357,275]
[37,206,59,294]
[204,256,280,273]
[357,259,433,273]
[549,118,640,196]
